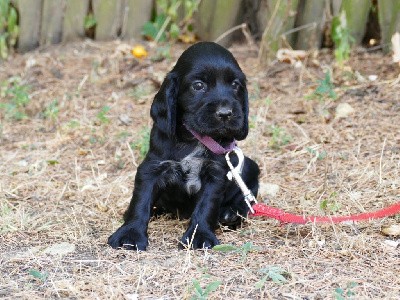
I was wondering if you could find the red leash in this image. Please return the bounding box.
[250,202,400,224]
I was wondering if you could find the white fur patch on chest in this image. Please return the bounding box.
[180,146,204,194]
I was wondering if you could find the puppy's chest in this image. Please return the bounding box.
[163,146,205,194]
[180,146,205,194]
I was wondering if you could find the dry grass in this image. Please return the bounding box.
[0,41,399,299]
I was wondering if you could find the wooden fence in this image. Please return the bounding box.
[6,0,400,53]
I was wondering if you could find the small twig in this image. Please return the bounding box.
[78,74,88,92]
[126,141,138,167]
[214,23,247,44]
[281,22,317,37]
[379,137,387,186]
[154,0,182,43]
[155,15,171,43]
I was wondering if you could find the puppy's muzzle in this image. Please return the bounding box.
[216,106,233,121]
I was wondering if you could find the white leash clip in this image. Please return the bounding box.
[225,146,257,214]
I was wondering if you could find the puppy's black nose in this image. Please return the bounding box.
[216,107,233,121]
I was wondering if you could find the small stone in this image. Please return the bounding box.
[119,114,132,125]
[259,183,280,197]
[44,242,75,256]
[335,103,355,119]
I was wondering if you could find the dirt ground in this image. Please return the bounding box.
[0,40,399,299]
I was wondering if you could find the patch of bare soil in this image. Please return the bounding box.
[0,40,399,299]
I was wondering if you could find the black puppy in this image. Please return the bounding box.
[108,42,259,250]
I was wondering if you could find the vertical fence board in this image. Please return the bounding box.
[40,0,66,45]
[257,0,299,49]
[340,0,371,45]
[211,0,242,44]
[17,0,42,52]
[331,0,342,15]
[195,0,242,45]
[378,0,400,53]
[196,0,242,46]
[93,0,123,40]
[121,0,153,39]
[295,0,327,50]
[195,0,215,40]
[62,0,89,42]
[258,0,300,64]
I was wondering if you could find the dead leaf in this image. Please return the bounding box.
[392,32,400,65]
[179,32,196,44]
[277,48,307,65]
[381,224,400,236]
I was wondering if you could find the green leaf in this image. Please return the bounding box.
[47,160,59,165]
[212,244,238,252]
[142,22,158,40]
[320,199,328,210]
[84,13,97,29]
[29,269,48,281]
[7,6,17,33]
[0,35,7,59]
[169,23,180,40]
[269,271,287,284]
[192,279,203,295]
[255,276,268,289]
[204,281,221,294]
[0,0,10,22]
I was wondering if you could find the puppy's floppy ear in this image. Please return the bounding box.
[150,72,179,137]
[238,84,249,140]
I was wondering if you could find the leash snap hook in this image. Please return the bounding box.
[226,146,244,180]
[225,146,257,214]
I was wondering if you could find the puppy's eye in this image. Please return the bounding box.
[232,80,241,91]
[192,81,206,91]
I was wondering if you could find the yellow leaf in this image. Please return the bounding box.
[131,45,148,59]
[179,33,196,44]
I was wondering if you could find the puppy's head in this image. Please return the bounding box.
[151,42,248,141]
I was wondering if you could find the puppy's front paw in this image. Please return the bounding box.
[107,224,148,251]
[180,229,220,249]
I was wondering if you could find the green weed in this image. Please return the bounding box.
[190,268,221,300]
[96,106,111,124]
[268,125,292,149]
[0,77,30,120]
[142,0,200,42]
[84,13,97,30]
[213,242,260,261]
[320,192,341,213]
[66,119,80,129]
[334,282,358,300]
[191,279,221,300]
[130,127,151,161]
[117,131,131,141]
[331,11,354,66]
[307,72,337,101]
[0,0,18,59]
[28,269,49,282]
[255,266,289,288]
[306,147,327,160]
[43,99,59,121]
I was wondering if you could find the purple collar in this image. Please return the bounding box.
[184,125,236,155]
